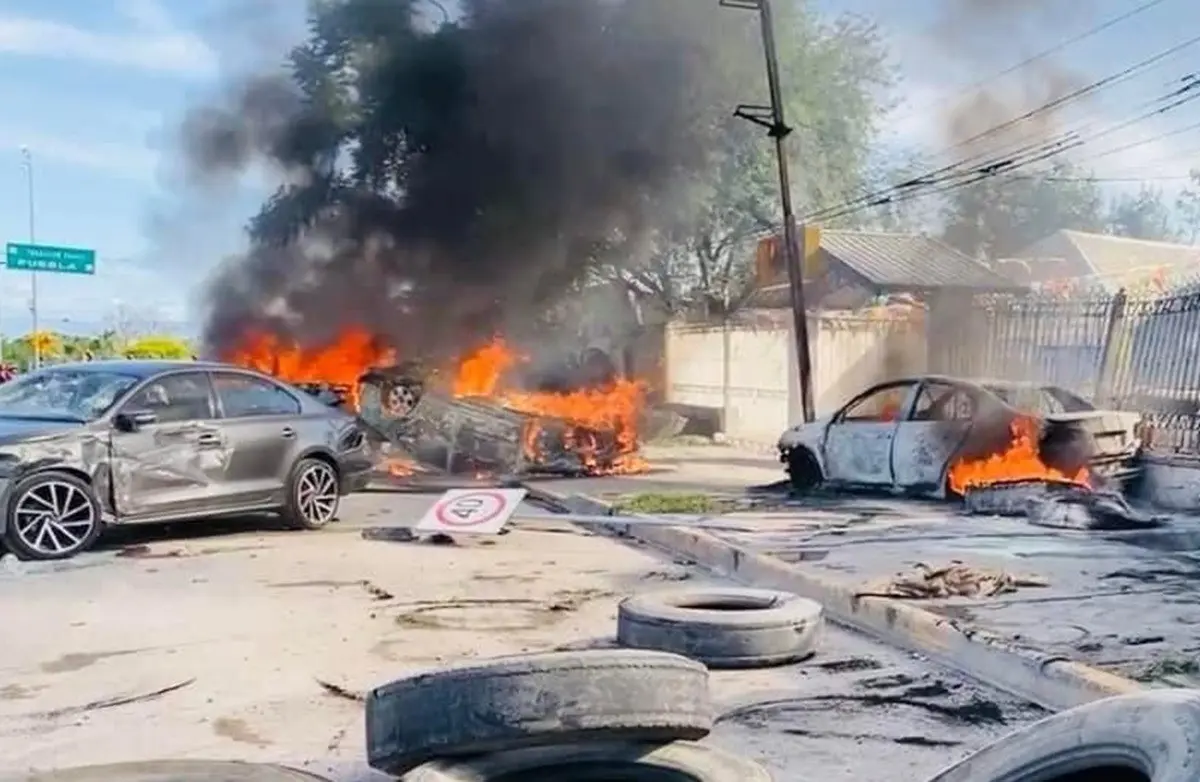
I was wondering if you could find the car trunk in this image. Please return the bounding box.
[1044,410,1143,486]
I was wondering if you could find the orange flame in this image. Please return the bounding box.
[223,329,647,475]
[947,417,1089,495]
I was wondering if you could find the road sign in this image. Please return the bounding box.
[416,488,528,534]
[4,243,96,275]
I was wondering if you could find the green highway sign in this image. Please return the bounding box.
[4,242,96,275]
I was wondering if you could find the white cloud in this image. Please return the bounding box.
[0,131,156,181]
[878,77,1197,194]
[0,1,215,77]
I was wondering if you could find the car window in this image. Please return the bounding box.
[124,373,215,423]
[213,373,301,418]
[911,383,974,421]
[0,369,139,422]
[839,384,912,422]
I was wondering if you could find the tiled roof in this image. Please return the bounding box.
[820,230,1021,291]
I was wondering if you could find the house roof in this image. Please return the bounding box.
[819,230,1021,291]
[1004,230,1200,290]
[1058,230,1200,281]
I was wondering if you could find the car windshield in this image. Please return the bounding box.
[0,369,140,422]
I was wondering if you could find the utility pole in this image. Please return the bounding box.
[720,0,815,422]
[20,147,39,370]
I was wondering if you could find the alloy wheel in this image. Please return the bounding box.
[12,480,98,557]
[296,464,339,525]
[384,384,419,417]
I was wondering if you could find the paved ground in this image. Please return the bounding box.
[0,489,1042,781]
[584,442,1200,685]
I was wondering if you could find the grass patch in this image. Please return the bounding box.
[612,492,716,515]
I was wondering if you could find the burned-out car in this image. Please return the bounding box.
[0,360,374,560]
[777,376,1142,497]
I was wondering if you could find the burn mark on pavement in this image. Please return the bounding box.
[816,657,883,673]
[212,717,272,747]
[40,648,146,674]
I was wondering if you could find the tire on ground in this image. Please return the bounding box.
[402,741,772,782]
[10,760,331,782]
[926,689,1200,782]
[617,587,823,669]
[365,649,713,776]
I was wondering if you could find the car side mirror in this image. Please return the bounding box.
[115,410,157,431]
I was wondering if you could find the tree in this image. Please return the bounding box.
[1176,169,1200,243]
[1106,186,1177,241]
[123,336,194,360]
[939,163,1105,260]
[624,5,898,316]
[195,0,898,344]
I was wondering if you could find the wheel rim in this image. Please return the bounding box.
[384,385,418,417]
[297,464,339,525]
[12,480,97,556]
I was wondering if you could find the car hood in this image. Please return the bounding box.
[0,417,84,446]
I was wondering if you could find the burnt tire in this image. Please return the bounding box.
[365,649,713,776]
[926,689,1200,782]
[402,741,772,782]
[617,587,823,669]
[10,760,331,782]
[2,471,103,561]
[280,458,341,530]
[786,447,822,493]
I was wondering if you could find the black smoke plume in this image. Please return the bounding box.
[180,0,746,359]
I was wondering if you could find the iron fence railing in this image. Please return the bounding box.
[928,282,1200,455]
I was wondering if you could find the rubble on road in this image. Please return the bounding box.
[860,562,1049,600]
[963,480,1167,530]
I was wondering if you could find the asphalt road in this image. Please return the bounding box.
[0,487,1047,781]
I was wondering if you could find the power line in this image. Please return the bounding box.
[804,35,1200,223]
[894,0,1174,122]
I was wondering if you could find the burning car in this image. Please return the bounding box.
[777,376,1143,498]
[225,331,647,478]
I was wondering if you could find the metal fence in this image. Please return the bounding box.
[928,282,1200,454]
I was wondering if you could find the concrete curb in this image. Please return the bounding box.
[536,488,1144,712]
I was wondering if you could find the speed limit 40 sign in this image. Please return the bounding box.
[415,488,528,534]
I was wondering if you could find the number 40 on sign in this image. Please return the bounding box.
[416,488,528,535]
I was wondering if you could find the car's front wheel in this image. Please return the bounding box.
[281,457,341,530]
[2,471,103,560]
[786,447,823,493]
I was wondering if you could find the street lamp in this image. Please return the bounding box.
[720,0,815,423]
[19,146,40,370]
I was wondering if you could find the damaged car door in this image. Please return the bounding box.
[109,371,230,519]
[209,371,304,505]
[892,381,975,494]
[820,381,916,487]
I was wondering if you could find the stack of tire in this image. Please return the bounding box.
[364,649,771,781]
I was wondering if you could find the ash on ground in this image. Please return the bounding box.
[963,480,1167,531]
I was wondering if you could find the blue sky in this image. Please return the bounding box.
[0,0,1197,339]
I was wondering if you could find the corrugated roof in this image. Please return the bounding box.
[1059,230,1200,283]
[820,230,1020,291]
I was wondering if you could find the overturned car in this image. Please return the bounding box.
[778,376,1142,498]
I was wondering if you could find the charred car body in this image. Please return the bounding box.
[0,360,374,560]
[777,376,1142,498]
[353,349,631,476]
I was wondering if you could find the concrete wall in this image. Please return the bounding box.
[1138,454,1200,511]
[664,310,926,444]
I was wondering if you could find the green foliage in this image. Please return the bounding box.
[249,0,898,320]
[0,331,192,370]
[1177,170,1200,243]
[940,163,1106,260]
[122,336,194,360]
[1106,185,1177,242]
[631,5,898,315]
